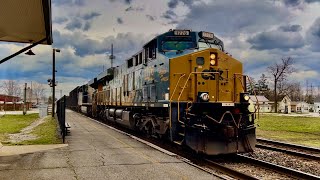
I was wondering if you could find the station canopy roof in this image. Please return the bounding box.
[0,0,52,45]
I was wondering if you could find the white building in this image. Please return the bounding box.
[314,103,320,112]
[291,101,310,113]
[313,97,320,113]
[249,95,272,113]
[278,95,291,113]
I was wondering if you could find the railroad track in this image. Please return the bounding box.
[257,138,320,160]
[90,114,261,179]
[236,154,320,179]
[204,158,258,180]
[81,112,320,179]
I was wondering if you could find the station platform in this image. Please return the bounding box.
[0,110,216,180]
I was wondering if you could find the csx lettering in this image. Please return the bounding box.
[201,69,224,80]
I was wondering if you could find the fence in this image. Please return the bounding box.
[56,95,67,143]
[0,102,31,111]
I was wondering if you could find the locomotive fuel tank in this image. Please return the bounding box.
[107,108,116,121]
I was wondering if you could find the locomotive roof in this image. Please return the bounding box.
[143,29,193,47]
[87,29,224,89]
[143,29,224,51]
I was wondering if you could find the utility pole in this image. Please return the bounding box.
[30,81,32,104]
[52,49,55,117]
[306,80,309,101]
[109,44,115,68]
[52,48,60,117]
[60,89,62,99]
[23,83,27,115]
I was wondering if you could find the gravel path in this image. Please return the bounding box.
[8,117,46,143]
[245,148,320,176]
[223,162,293,179]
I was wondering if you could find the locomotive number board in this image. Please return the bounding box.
[174,30,190,36]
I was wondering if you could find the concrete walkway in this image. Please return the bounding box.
[0,110,215,180]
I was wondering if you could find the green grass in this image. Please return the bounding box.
[18,116,61,145]
[0,114,39,142]
[256,115,320,147]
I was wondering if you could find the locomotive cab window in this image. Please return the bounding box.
[161,36,196,52]
[198,41,222,51]
[135,55,138,66]
[198,38,224,51]
[139,52,143,64]
[144,39,157,62]
[162,41,195,51]
[127,58,133,68]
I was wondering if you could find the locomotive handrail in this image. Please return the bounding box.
[169,73,186,129]
[233,73,246,91]
[234,73,260,119]
[176,71,220,123]
[245,75,260,119]
[169,73,186,101]
[205,112,241,128]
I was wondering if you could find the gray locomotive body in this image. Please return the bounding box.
[68,30,256,155]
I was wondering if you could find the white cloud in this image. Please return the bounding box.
[2,0,320,97]
[290,70,319,81]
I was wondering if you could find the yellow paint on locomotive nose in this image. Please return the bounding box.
[169,48,244,103]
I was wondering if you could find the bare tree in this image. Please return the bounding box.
[247,76,256,95]
[290,83,302,101]
[1,80,21,97]
[32,82,45,104]
[267,57,294,112]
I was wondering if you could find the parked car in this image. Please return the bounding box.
[31,104,38,108]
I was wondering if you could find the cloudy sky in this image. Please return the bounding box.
[1,0,320,97]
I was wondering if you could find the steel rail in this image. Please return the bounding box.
[257,138,320,153]
[80,110,230,180]
[79,109,258,180]
[204,159,258,180]
[256,144,320,161]
[236,154,320,180]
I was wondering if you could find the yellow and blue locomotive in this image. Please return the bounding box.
[70,29,256,155]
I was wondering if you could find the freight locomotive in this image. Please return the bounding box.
[67,29,256,155]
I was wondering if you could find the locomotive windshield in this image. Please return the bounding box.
[162,40,196,51]
[161,36,197,51]
[198,42,223,51]
[158,30,224,52]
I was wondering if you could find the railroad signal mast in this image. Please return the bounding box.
[109,44,115,68]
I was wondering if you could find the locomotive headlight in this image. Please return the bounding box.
[210,53,217,66]
[210,53,216,60]
[200,93,210,101]
[243,94,250,101]
[210,59,216,66]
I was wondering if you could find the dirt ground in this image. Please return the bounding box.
[7,117,46,143]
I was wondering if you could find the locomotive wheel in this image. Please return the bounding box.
[143,121,158,138]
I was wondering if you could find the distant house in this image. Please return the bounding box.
[291,101,310,113]
[314,103,320,113]
[0,94,30,111]
[0,94,20,102]
[278,95,291,113]
[249,95,272,113]
[313,97,320,112]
